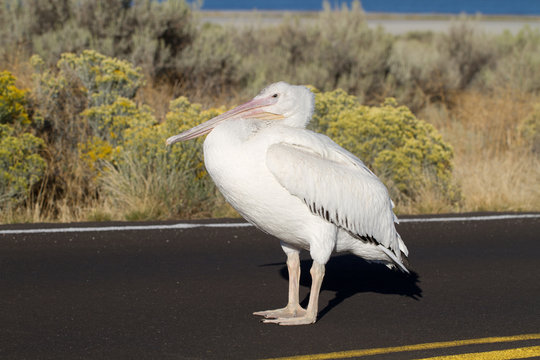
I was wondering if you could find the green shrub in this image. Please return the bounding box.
[0,71,46,209]
[311,1,392,98]
[480,27,540,93]
[0,124,46,209]
[5,0,540,111]
[1,0,195,80]
[58,50,145,107]
[82,97,154,147]
[98,97,228,219]
[29,51,151,214]
[387,37,452,110]
[31,51,145,140]
[31,51,146,143]
[519,104,540,153]
[28,49,239,220]
[178,24,248,96]
[386,21,495,111]
[437,20,494,90]
[312,88,458,203]
[0,71,30,127]
[103,88,459,218]
[237,1,392,102]
[78,97,155,174]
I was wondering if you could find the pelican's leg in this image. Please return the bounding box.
[263,261,325,325]
[253,250,306,319]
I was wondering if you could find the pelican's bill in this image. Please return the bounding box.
[249,112,285,121]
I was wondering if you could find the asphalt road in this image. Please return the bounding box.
[0,214,539,359]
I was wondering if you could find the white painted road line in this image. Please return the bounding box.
[0,223,253,235]
[0,214,538,235]
[397,214,540,223]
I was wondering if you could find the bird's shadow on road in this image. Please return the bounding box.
[265,254,422,320]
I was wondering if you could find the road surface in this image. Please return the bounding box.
[0,214,539,359]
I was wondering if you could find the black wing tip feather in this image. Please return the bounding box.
[301,198,410,272]
[399,252,411,272]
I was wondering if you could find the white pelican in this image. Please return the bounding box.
[167,82,409,325]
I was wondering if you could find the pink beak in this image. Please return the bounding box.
[166,95,283,145]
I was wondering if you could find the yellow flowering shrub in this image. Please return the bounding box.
[58,50,145,107]
[0,72,46,208]
[99,96,227,219]
[78,136,120,173]
[160,97,224,177]
[312,88,457,202]
[32,52,220,219]
[30,54,81,137]
[32,51,151,177]
[31,51,145,149]
[82,97,155,147]
[0,71,30,127]
[0,124,46,208]
[111,96,208,174]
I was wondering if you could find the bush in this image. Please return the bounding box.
[28,49,239,220]
[5,0,540,110]
[31,50,145,145]
[31,50,145,139]
[0,124,46,209]
[0,71,46,209]
[1,0,195,80]
[519,104,540,153]
[98,97,229,219]
[29,51,151,215]
[58,50,145,107]
[0,71,31,127]
[387,37,452,110]
[480,27,540,93]
[78,97,155,175]
[437,20,494,90]
[178,24,248,96]
[386,21,495,111]
[312,1,392,99]
[236,1,392,102]
[312,88,458,203]
[82,97,154,146]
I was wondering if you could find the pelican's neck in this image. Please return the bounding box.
[205,118,262,147]
[282,114,310,129]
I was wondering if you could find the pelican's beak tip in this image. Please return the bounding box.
[166,136,177,146]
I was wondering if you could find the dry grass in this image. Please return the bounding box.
[136,80,177,123]
[395,182,458,214]
[456,150,540,211]
[4,51,35,92]
[447,89,534,155]
[420,89,540,213]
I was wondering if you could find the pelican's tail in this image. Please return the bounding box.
[378,240,410,274]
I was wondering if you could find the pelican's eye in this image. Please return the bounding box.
[272,93,278,98]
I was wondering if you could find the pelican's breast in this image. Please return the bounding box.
[202,121,320,248]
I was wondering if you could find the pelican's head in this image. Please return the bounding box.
[166,82,314,145]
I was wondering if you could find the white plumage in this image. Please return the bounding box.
[167,82,409,325]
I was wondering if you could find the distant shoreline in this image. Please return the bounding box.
[200,10,540,20]
[199,10,540,34]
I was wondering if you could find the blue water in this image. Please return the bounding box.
[188,0,540,15]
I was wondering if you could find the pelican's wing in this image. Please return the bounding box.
[266,135,408,271]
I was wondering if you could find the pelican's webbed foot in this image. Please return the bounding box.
[253,304,306,320]
[256,261,325,326]
[261,312,317,325]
